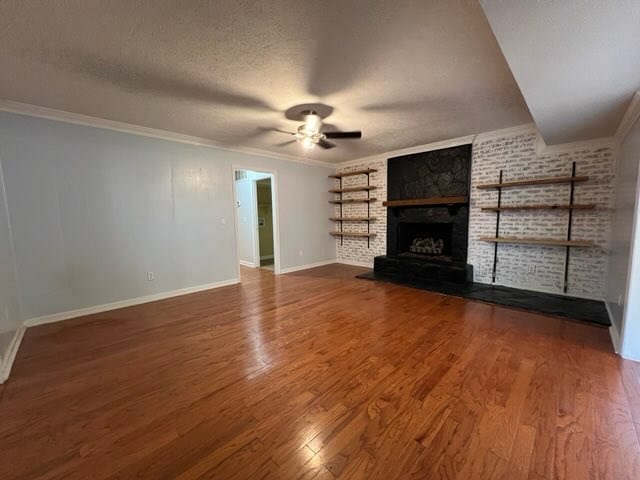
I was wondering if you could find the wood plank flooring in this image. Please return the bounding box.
[1,264,639,479]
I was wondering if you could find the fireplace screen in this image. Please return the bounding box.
[397,222,453,262]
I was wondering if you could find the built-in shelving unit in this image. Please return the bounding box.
[329,169,378,247]
[479,162,594,293]
[383,195,468,208]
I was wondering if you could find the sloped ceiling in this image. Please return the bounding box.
[0,0,531,163]
[481,0,640,145]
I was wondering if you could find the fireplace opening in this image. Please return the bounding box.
[397,222,453,263]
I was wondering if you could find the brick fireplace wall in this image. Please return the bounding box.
[333,126,617,299]
[333,159,387,265]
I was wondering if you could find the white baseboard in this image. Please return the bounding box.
[239,260,256,268]
[260,255,274,260]
[336,259,373,268]
[278,259,337,274]
[25,278,240,328]
[0,325,26,384]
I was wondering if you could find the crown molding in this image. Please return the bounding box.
[473,122,537,143]
[615,91,640,142]
[537,136,618,156]
[333,119,620,171]
[482,123,616,156]
[0,99,335,169]
[335,123,537,169]
[335,133,477,168]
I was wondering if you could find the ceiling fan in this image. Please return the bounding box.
[277,110,362,150]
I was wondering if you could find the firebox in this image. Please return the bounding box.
[397,222,453,263]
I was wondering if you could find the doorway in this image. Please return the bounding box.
[255,178,275,270]
[233,168,279,278]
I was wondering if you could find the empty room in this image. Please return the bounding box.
[1,1,640,479]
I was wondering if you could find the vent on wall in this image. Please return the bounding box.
[235,170,248,181]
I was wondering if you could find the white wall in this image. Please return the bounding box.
[0,112,335,322]
[0,155,21,382]
[608,114,640,358]
[622,199,640,359]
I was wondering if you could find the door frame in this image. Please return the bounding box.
[231,165,281,276]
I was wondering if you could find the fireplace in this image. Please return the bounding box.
[397,222,453,262]
[373,144,474,284]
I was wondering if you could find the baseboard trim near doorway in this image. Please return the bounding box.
[24,278,240,328]
[278,259,337,274]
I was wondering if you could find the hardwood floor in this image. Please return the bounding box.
[1,264,639,479]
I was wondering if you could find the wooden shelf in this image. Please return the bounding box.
[477,175,589,190]
[330,232,377,238]
[329,186,377,193]
[329,198,377,204]
[329,169,377,179]
[479,237,594,247]
[481,204,595,212]
[383,196,468,208]
[330,169,377,248]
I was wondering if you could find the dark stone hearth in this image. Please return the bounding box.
[374,256,473,284]
[356,270,610,327]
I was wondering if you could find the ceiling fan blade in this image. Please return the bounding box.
[271,128,296,135]
[275,139,297,147]
[318,139,336,149]
[323,131,362,139]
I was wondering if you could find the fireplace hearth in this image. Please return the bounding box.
[373,144,473,284]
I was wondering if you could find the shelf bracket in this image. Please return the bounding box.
[367,172,371,248]
[492,170,503,283]
[339,176,343,246]
[563,162,577,293]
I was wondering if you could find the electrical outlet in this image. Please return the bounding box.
[299,249,303,257]
[147,271,154,281]
[618,294,623,307]
[221,218,226,225]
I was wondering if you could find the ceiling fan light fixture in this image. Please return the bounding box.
[301,136,315,149]
[302,111,322,135]
[271,105,362,151]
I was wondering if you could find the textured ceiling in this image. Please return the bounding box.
[481,0,640,145]
[0,0,531,163]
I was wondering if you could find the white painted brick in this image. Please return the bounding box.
[334,160,387,265]
[335,128,616,300]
